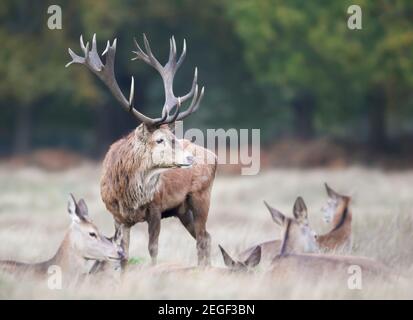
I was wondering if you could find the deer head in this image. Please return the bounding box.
[264,197,319,255]
[321,183,351,224]
[67,194,124,262]
[219,245,261,272]
[66,34,203,170]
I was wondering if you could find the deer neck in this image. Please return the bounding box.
[38,231,90,276]
[318,199,352,246]
[330,199,352,234]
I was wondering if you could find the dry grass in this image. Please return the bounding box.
[1,164,413,299]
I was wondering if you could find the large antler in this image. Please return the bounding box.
[66,34,160,125]
[66,34,204,126]
[132,34,204,123]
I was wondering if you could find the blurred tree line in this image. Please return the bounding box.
[0,0,413,157]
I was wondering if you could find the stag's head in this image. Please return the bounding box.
[135,123,194,170]
[264,197,319,255]
[66,34,204,170]
[321,183,351,224]
[67,194,124,262]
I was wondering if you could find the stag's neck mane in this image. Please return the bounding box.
[129,169,163,209]
[115,129,164,209]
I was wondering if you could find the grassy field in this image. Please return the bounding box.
[1,163,413,299]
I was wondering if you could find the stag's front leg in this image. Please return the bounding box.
[115,222,131,272]
[147,209,161,265]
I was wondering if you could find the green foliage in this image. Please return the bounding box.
[226,0,413,139]
[128,256,145,265]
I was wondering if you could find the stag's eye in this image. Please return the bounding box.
[156,138,164,144]
[89,232,97,238]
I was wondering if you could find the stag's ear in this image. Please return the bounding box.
[293,197,308,223]
[243,246,261,268]
[325,183,341,199]
[264,201,285,226]
[169,121,183,134]
[219,245,237,269]
[136,124,150,140]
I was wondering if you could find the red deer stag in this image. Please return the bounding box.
[66,34,217,267]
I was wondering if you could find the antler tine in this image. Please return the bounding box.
[166,36,178,71]
[129,76,135,107]
[179,67,198,103]
[66,34,159,126]
[143,34,163,72]
[176,85,205,121]
[80,35,88,54]
[102,40,110,56]
[168,37,175,65]
[176,39,187,71]
[132,37,150,63]
[88,33,104,71]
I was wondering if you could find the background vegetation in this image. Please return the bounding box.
[1,0,413,162]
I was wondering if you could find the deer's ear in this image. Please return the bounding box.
[264,201,285,226]
[77,199,89,216]
[219,245,237,268]
[325,183,340,199]
[76,199,89,219]
[293,197,308,222]
[68,194,81,223]
[243,246,261,268]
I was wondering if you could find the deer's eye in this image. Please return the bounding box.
[156,138,164,144]
[89,232,97,238]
